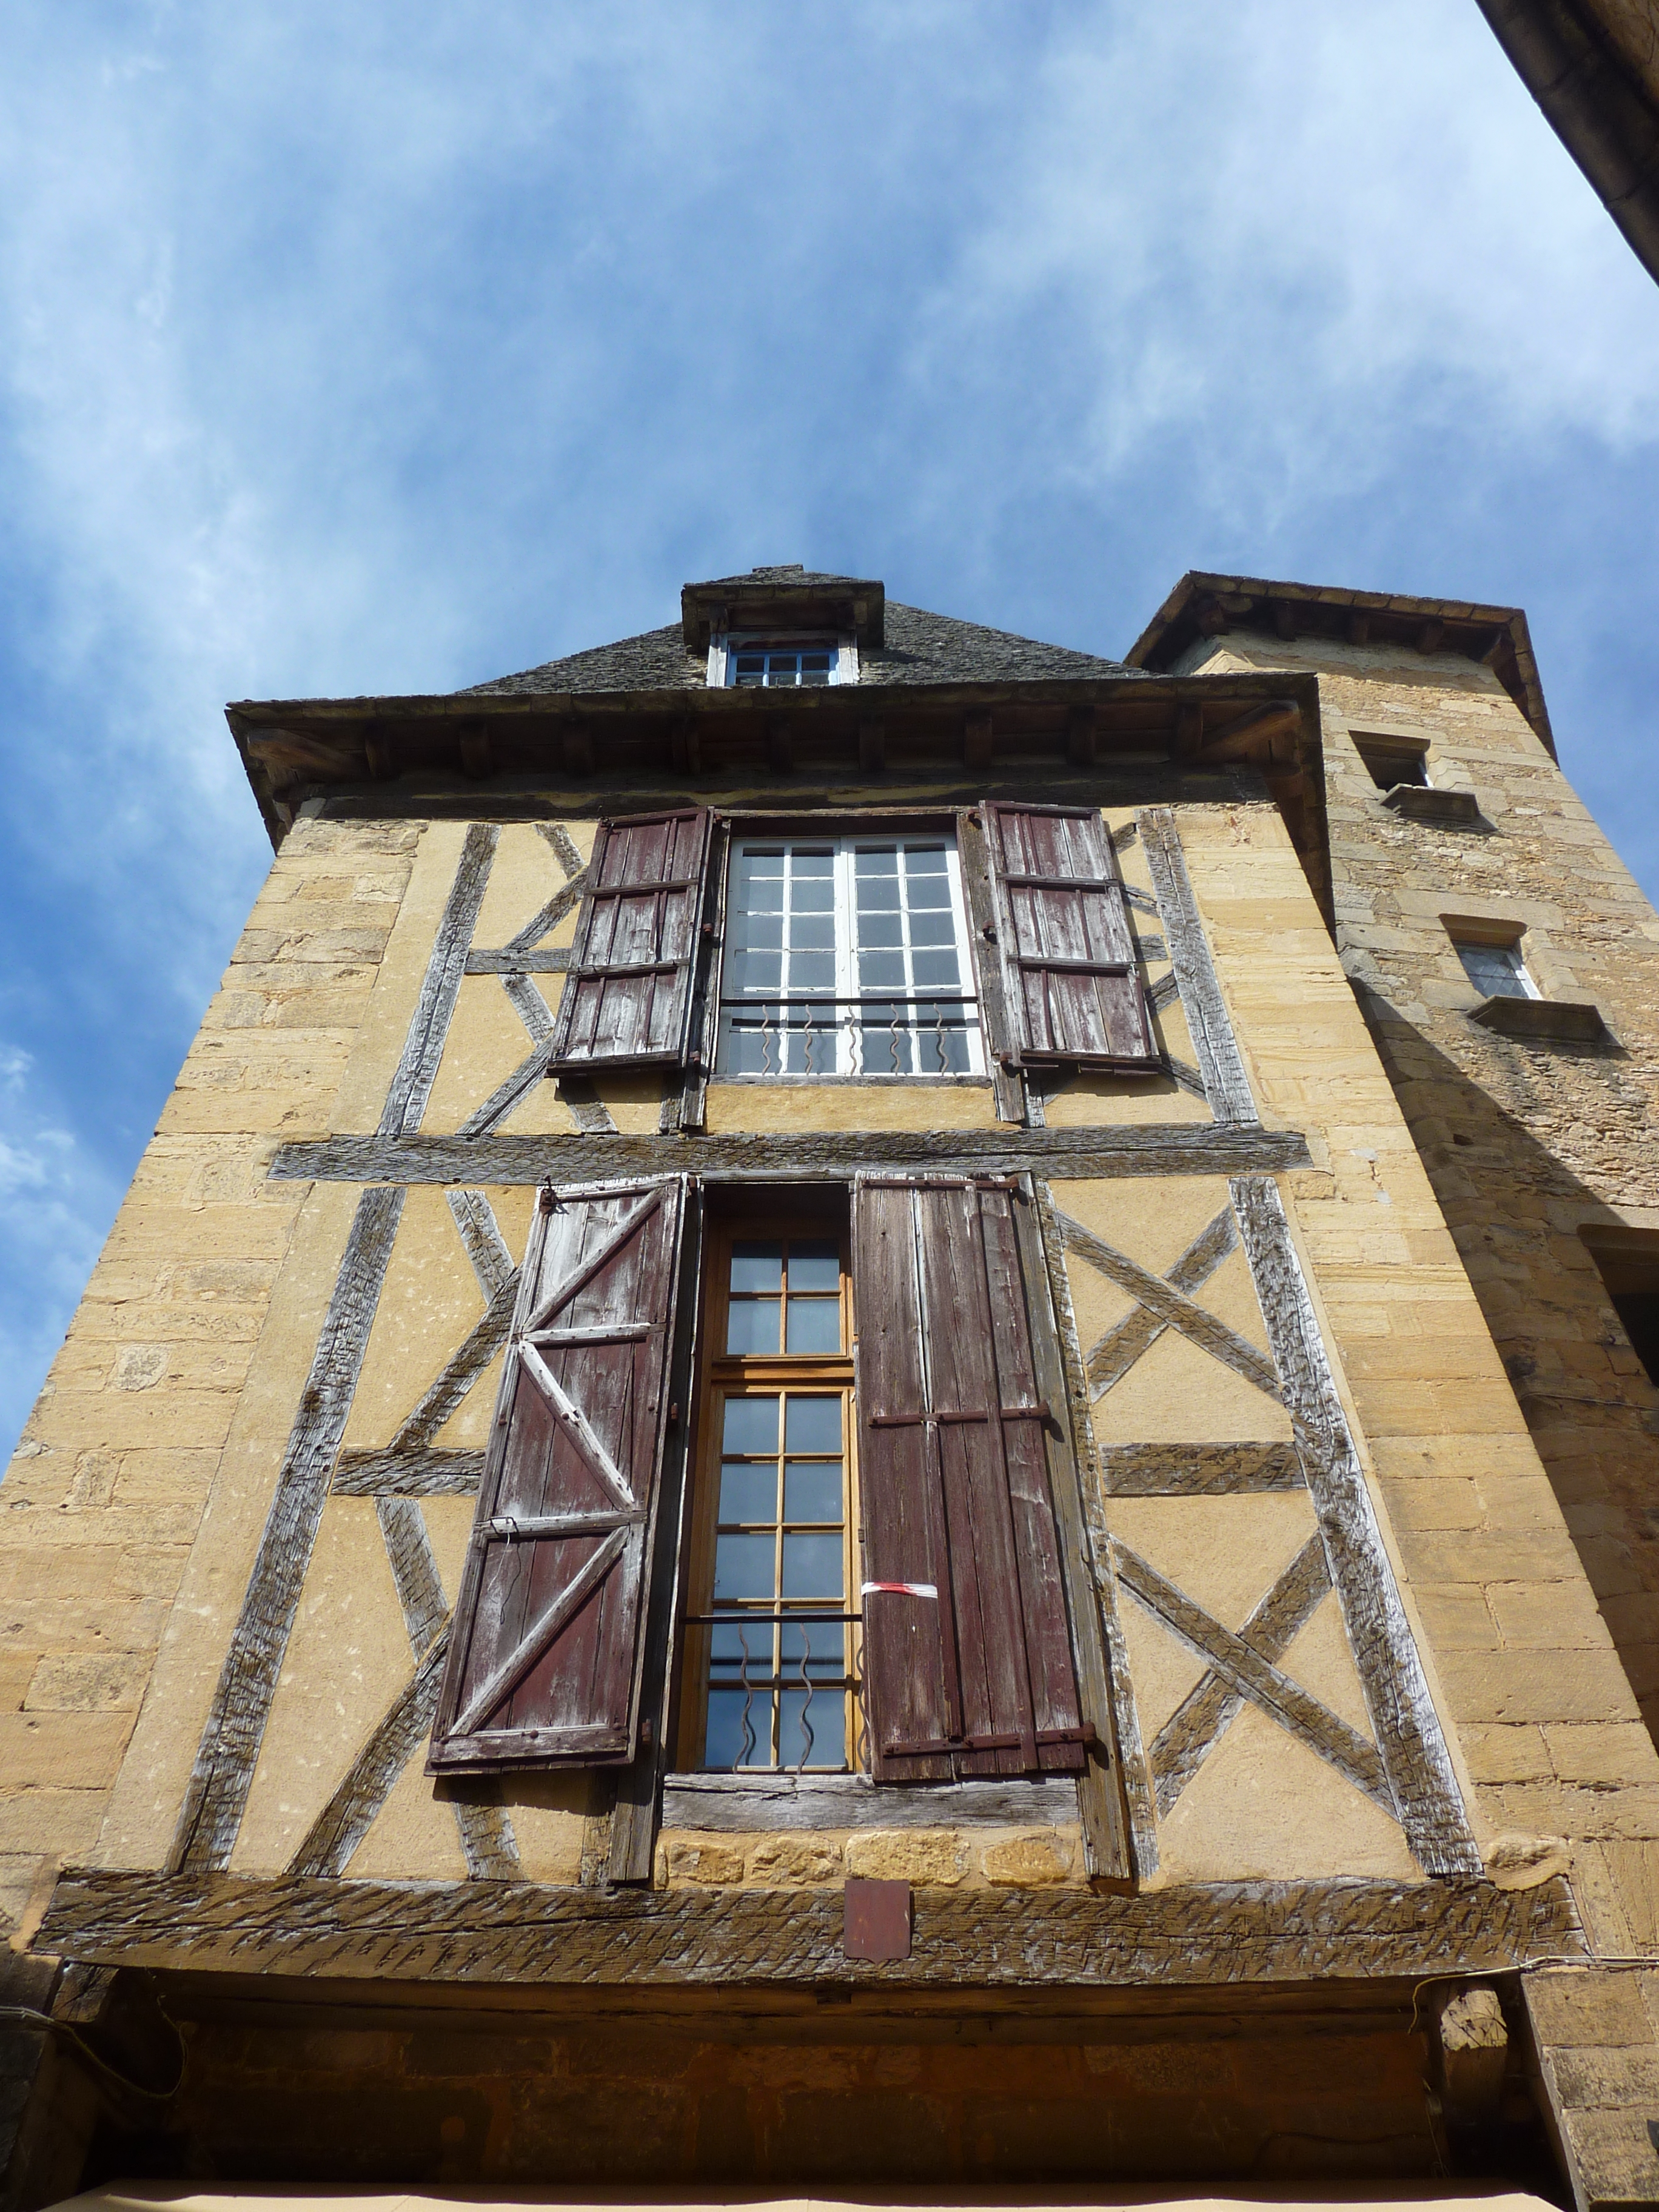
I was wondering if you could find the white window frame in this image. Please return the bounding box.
[707,631,858,689]
[716,830,984,1080]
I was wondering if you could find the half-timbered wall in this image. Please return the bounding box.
[7,773,1654,1954]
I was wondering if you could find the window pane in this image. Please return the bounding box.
[787,1242,840,1293]
[1457,942,1528,999]
[859,951,906,990]
[908,909,956,946]
[789,914,835,951]
[856,873,899,913]
[728,951,782,996]
[857,911,902,949]
[912,949,960,989]
[780,1620,844,1671]
[729,1242,783,1293]
[722,1396,780,1455]
[780,1688,845,1769]
[783,1461,843,1521]
[714,1533,777,1602]
[791,877,834,914]
[739,911,783,950]
[720,1463,778,1523]
[705,1688,773,1769]
[782,1532,843,1598]
[727,1298,782,1354]
[785,1396,842,1452]
[785,1298,841,1354]
[789,951,835,992]
[736,848,783,880]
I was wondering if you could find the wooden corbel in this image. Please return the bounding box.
[1067,703,1098,767]
[1416,617,1446,654]
[1272,601,1298,640]
[1173,703,1204,759]
[768,716,794,774]
[964,711,993,770]
[363,723,399,782]
[457,721,494,781]
[859,717,885,774]
[1191,699,1301,768]
[1346,611,1370,646]
[561,720,593,776]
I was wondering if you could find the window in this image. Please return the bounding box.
[717,833,984,1078]
[1353,734,1429,791]
[680,1214,859,1772]
[1582,1231,1659,1389]
[1454,936,1538,1000]
[728,639,839,688]
[428,1171,1107,1804]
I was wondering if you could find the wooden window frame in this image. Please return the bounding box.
[674,1200,863,1775]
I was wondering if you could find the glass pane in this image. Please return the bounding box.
[903,843,947,870]
[780,1619,844,1671]
[800,653,832,672]
[785,1396,842,1452]
[782,1532,844,1598]
[789,951,835,992]
[722,1024,771,1074]
[784,1460,843,1521]
[785,1297,841,1355]
[855,846,897,872]
[856,874,899,912]
[728,951,782,996]
[727,1297,782,1354]
[859,951,906,990]
[729,1242,783,1293]
[791,876,834,914]
[908,909,955,945]
[1458,943,1527,998]
[734,655,765,674]
[780,1688,845,1769]
[739,911,784,950]
[714,1532,777,1602]
[792,848,833,876]
[788,1241,840,1292]
[719,1463,779,1523]
[722,1396,779,1455]
[789,914,835,951]
[912,949,960,989]
[857,910,902,949]
[705,1687,773,1769]
[736,848,784,880]
[906,876,952,910]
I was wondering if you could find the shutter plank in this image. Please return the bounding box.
[988,806,1155,1070]
[980,1185,1086,1774]
[429,1178,686,1773]
[549,811,711,1074]
[855,1184,954,1783]
[854,1176,1088,1783]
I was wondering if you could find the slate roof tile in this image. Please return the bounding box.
[464,600,1137,697]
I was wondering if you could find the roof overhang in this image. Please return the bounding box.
[226,667,1336,927]
[1125,572,1556,760]
[681,575,885,655]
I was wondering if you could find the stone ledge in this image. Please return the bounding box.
[1382,785,1486,828]
[1470,996,1609,1044]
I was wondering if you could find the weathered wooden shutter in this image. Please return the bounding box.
[853,1174,1088,1781]
[548,810,712,1073]
[985,803,1155,1068]
[429,1177,687,1774]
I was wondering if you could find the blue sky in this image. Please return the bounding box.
[2,2,1658,1456]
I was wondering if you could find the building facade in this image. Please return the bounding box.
[3,566,1658,2211]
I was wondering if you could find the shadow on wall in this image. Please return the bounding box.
[1354,984,1659,1743]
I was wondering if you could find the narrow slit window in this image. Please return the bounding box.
[681,1213,859,1774]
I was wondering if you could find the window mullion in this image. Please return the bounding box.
[834,839,856,1077]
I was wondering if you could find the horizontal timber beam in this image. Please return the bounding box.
[38,1868,1580,1990]
[269,1125,1313,1187]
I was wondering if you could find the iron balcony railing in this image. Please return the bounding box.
[686,1607,862,1772]
[717,991,982,1078]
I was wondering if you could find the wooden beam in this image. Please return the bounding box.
[1346,612,1370,647]
[661,1773,1080,1833]
[169,1185,406,1875]
[1273,602,1298,641]
[964,709,993,769]
[1067,704,1097,766]
[1416,618,1446,654]
[1229,1174,1481,1877]
[378,824,498,1138]
[458,725,494,781]
[1137,807,1258,1125]
[561,723,593,776]
[38,1868,1583,1989]
[857,717,885,774]
[269,1124,1313,1188]
[1099,1441,1303,1496]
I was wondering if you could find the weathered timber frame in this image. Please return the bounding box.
[169,795,1471,1903]
[41,1868,1581,1988]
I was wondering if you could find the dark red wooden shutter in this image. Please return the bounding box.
[985,803,1155,1068]
[548,810,711,1073]
[853,1175,1088,1781]
[429,1176,687,1774]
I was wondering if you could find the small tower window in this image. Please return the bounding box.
[729,641,837,688]
[1452,934,1538,1000]
[1352,732,1430,790]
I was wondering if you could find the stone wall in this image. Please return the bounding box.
[0,820,420,1933]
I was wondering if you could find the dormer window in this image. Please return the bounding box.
[709,630,858,688]
[731,640,838,688]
